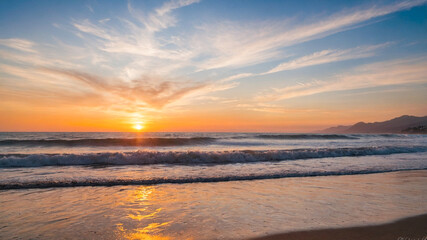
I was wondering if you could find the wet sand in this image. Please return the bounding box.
[250,213,427,240]
[1,170,427,239]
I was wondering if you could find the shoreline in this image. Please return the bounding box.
[2,169,426,239]
[2,168,426,190]
[249,213,427,240]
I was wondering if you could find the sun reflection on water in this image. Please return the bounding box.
[116,186,174,240]
[117,223,172,240]
[134,187,153,202]
[128,208,163,221]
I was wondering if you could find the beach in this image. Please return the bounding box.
[1,169,426,239]
[251,213,427,240]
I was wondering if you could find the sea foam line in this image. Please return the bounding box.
[1,168,425,190]
[0,146,426,168]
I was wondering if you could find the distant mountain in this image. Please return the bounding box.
[319,125,351,133]
[320,115,427,134]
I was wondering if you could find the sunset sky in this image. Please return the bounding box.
[0,0,426,132]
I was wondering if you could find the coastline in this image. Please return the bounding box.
[250,213,427,240]
[1,169,427,239]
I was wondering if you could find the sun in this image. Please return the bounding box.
[133,124,143,131]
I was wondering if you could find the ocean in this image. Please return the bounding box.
[1,132,426,239]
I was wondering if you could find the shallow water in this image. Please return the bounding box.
[1,132,426,189]
[1,170,426,240]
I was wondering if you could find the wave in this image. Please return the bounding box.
[0,146,426,168]
[1,168,424,190]
[0,137,216,147]
[253,134,358,140]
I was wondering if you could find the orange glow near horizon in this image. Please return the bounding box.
[0,102,426,132]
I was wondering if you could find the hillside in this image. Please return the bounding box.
[320,115,427,134]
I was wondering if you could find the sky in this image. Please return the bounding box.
[0,0,426,132]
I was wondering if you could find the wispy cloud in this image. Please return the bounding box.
[73,0,199,58]
[0,38,37,53]
[0,61,227,110]
[0,49,80,69]
[265,43,391,74]
[37,68,215,109]
[134,0,200,32]
[237,102,329,114]
[220,73,255,82]
[86,4,94,13]
[68,0,202,79]
[218,43,390,82]
[257,57,427,102]
[194,0,426,71]
[69,0,426,78]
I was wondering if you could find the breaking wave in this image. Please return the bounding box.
[1,146,426,168]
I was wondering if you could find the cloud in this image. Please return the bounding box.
[69,0,427,78]
[220,73,255,82]
[69,0,202,79]
[216,42,389,82]
[119,77,208,108]
[86,4,94,13]
[0,63,216,110]
[256,57,427,102]
[1,0,426,115]
[38,68,233,109]
[194,0,425,71]
[74,0,198,57]
[126,0,199,33]
[0,64,108,108]
[237,102,333,115]
[98,18,111,24]
[265,43,391,74]
[0,38,37,53]
[0,49,81,69]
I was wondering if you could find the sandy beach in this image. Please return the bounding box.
[1,169,427,239]
[251,214,427,240]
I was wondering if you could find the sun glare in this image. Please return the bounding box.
[133,124,143,131]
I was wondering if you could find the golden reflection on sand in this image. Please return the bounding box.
[117,223,172,240]
[128,208,163,221]
[134,187,154,203]
[116,186,176,240]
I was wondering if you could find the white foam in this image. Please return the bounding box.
[1,146,426,168]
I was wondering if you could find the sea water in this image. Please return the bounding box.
[0,132,426,239]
